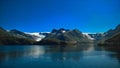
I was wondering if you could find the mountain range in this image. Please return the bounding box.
[0,24,120,45]
[35,28,92,45]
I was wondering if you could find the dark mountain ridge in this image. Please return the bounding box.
[104,24,120,39]
[9,29,35,40]
[36,28,92,45]
[98,24,120,46]
[0,27,35,45]
[1,24,120,45]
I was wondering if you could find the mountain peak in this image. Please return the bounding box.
[37,28,92,45]
[10,29,25,35]
[51,28,70,34]
[51,29,58,33]
[116,24,120,30]
[73,29,82,33]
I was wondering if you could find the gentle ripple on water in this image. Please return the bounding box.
[0,44,120,68]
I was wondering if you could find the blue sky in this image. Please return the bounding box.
[0,0,120,33]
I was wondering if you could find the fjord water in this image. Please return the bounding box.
[0,44,120,68]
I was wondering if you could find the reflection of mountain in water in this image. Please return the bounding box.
[44,44,95,61]
[0,44,120,64]
[0,45,120,68]
[0,44,94,62]
[0,46,45,62]
[99,45,120,62]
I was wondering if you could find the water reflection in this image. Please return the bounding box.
[44,43,95,61]
[0,46,45,62]
[98,45,120,63]
[0,44,95,62]
[0,44,120,68]
[26,46,45,58]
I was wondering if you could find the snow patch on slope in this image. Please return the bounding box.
[25,32,46,41]
[62,30,66,33]
[83,33,95,40]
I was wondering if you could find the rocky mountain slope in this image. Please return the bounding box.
[0,27,35,45]
[105,32,120,44]
[104,24,120,39]
[98,24,120,45]
[88,33,105,40]
[1,24,120,45]
[36,28,92,45]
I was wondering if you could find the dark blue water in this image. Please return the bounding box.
[0,44,120,68]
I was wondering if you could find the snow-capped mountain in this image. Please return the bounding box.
[36,28,92,45]
[83,32,106,40]
[88,33,105,40]
[83,33,95,40]
[25,32,50,41]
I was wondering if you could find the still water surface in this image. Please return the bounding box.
[0,44,120,68]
